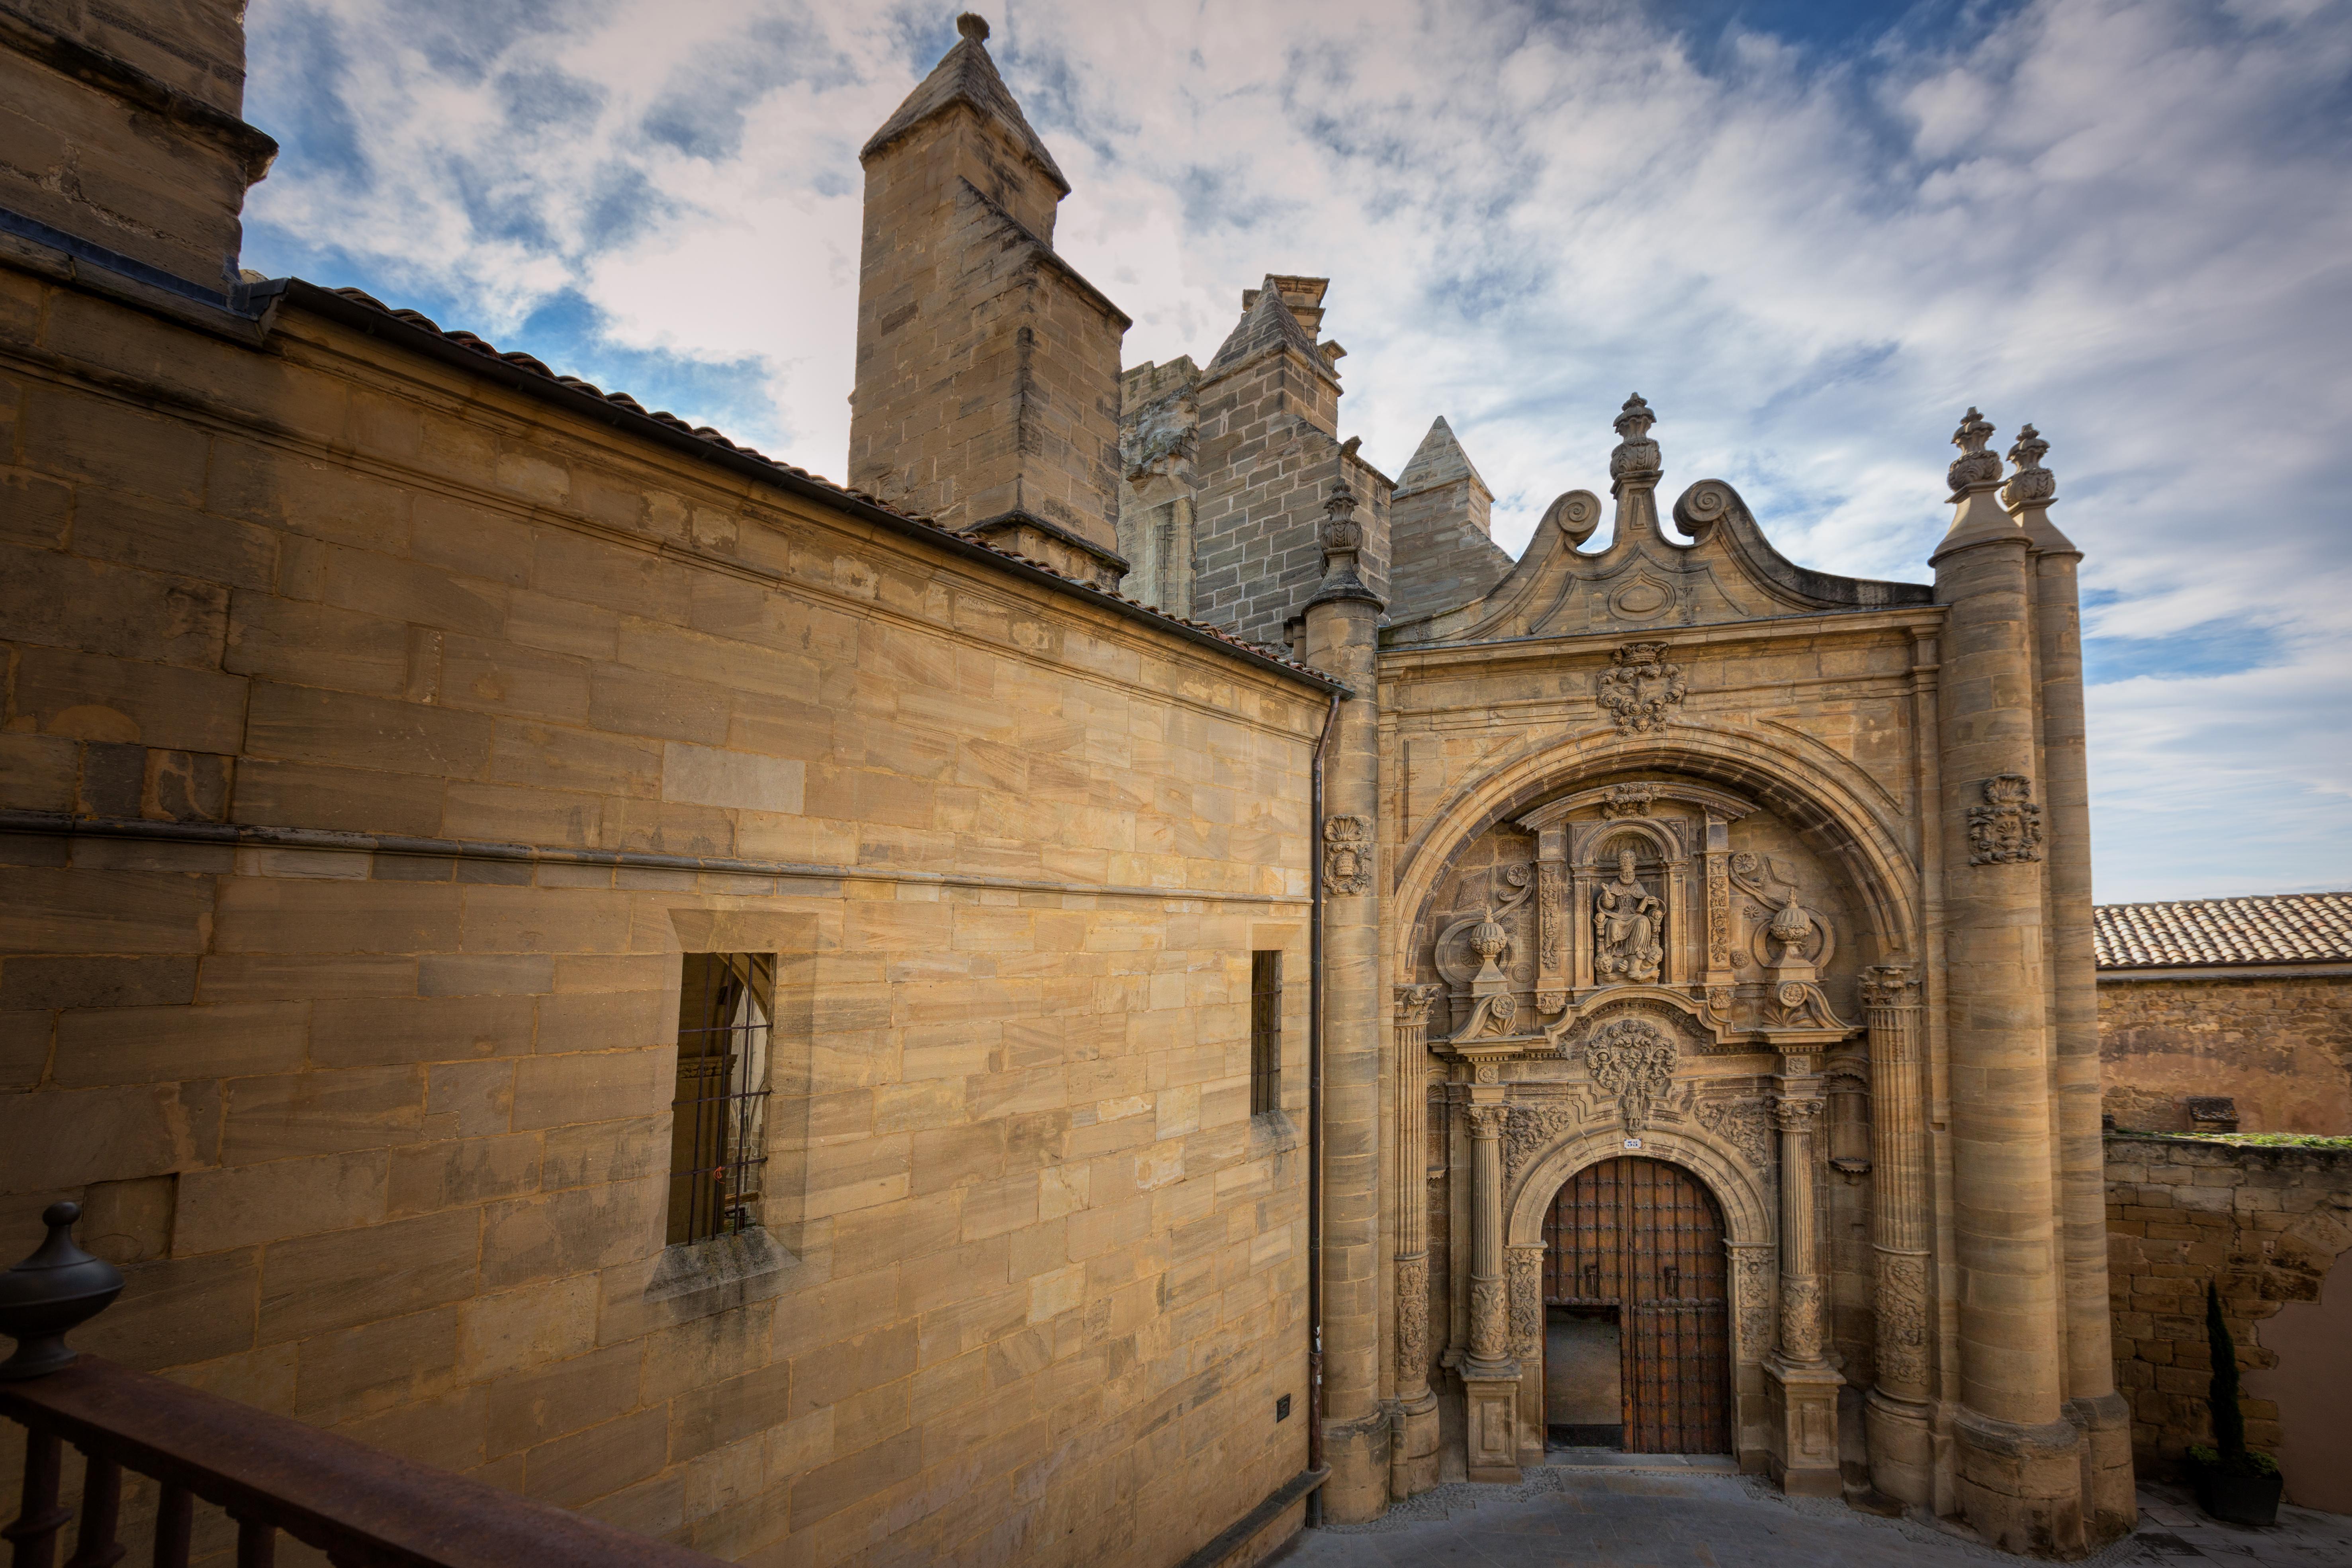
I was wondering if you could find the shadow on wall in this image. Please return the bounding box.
[2246,1246,2352,1513]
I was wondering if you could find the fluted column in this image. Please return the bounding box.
[1774,1092,1828,1366]
[1389,985,1442,1499]
[1861,965,1934,1503]
[1459,1094,1521,1482]
[1763,1076,1841,1497]
[1305,482,1387,1521]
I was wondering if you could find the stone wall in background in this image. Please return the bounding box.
[2104,1132,2352,1511]
[2098,974,2352,1134]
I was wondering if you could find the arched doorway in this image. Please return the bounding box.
[1542,1157,1733,1453]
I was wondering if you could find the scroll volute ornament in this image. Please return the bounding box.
[1965,774,2044,865]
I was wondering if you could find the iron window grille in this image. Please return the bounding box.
[667,952,775,1246]
[1250,951,1282,1116]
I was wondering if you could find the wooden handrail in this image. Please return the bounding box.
[1,1357,726,1568]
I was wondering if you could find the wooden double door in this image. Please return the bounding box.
[1542,1157,1733,1453]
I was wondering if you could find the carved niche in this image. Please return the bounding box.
[1593,847,1666,984]
[1595,642,1687,734]
[1323,814,1374,893]
[1965,775,2044,865]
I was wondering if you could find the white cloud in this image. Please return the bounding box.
[241,0,2352,901]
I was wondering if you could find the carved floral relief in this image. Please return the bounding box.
[1323,814,1375,893]
[1583,1016,1679,1133]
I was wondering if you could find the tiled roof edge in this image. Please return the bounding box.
[260,278,1347,699]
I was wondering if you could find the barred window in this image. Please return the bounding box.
[1250,950,1282,1116]
[667,952,775,1246]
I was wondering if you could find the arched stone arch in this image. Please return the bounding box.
[1393,718,1920,979]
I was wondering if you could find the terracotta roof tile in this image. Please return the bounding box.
[2093,893,2352,969]
[310,286,1332,687]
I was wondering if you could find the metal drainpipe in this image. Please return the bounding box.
[1305,687,1341,1528]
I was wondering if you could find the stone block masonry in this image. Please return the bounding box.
[2099,973,2352,1134]
[0,246,1327,1568]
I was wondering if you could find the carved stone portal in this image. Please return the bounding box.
[1324,814,1374,893]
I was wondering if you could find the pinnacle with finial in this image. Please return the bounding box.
[957,13,990,43]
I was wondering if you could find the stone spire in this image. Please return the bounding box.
[1207,277,1332,384]
[1395,417,1491,501]
[861,14,1070,202]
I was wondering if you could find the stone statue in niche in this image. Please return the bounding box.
[1593,848,1665,983]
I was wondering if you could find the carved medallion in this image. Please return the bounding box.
[1966,774,2044,865]
[1582,1016,1679,1133]
[1322,814,1374,893]
[1595,642,1687,734]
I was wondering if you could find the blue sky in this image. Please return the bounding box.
[239,0,2352,903]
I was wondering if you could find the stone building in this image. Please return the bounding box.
[0,7,2140,1566]
[2095,893,2352,1134]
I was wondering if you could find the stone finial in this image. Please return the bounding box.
[1947,406,2001,497]
[1609,393,1663,494]
[1322,482,1362,562]
[2002,423,2055,510]
[957,13,990,43]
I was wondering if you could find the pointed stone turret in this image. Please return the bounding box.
[847,12,1132,586]
[1388,416,1512,624]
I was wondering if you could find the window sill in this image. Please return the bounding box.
[644,1226,798,1308]
[1250,1108,1302,1155]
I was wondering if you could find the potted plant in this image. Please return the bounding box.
[2187,1280,2282,1527]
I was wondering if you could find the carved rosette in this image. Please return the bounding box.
[1875,1252,1930,1395]
[1966,775,2044,865]
[1595,643,1686,734]
[1583,1017,1679,1133]
[1507,1247,1544,1357]
[1323,814,1375,893]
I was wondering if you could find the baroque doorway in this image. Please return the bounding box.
[1542,1157,1733,1453]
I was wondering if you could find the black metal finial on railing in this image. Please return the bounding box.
[0,1203,123,1379]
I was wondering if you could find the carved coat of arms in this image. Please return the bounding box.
[1596,643,1687,734]
[1965,775,2043,865]
[1323,814,1374,893]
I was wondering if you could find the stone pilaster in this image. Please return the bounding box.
[1931,409,2083,1554]
[1305,482,1387,1522]
[1461,1096,1520,1482]
[2008,432,2135,1543]
[1861,965,1935,1504]
[1389,984,1442,1500]
[1763,1085,1841,1496]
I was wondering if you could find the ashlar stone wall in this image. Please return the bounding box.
[0,264,1325,1568]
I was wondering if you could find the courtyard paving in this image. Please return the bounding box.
[1276,1461,2351,1568]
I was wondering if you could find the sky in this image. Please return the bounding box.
[238,0,2352,904]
